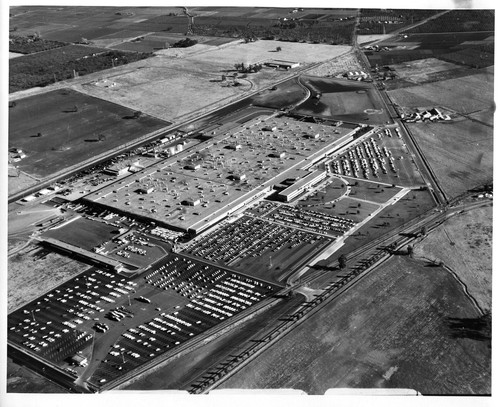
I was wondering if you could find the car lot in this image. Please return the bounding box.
[8,253,280,390]
[330,126,425,187]
[264,203,356,237]
[183,214,332,283]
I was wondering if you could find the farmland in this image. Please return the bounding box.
[387,67,494,114]
[405,120,493,199]
[364,32,494,68]
[9,45,152,93]
[8,88,169,180]
[405,9,494,33]
[8,35,67,54]
[219,255,490,394]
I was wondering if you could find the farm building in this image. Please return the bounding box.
[265,60,300,70]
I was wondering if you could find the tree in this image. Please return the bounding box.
[133,110,142,119]
[338,254,347,270]
[276,46,282,52]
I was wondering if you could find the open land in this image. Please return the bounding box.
[387,68,494,115]
[294,76,392,125]
[8,88,169,180]
[219,255,490,394]
[405,120,493,199]
[413,205,492,312]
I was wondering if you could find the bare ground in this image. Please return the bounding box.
[218,255,490,394]
[413,204,492,312]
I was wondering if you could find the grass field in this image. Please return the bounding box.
[414,204,492,312]
[293,76,391,125]
[313,196,379,224]
[43,217,119,251]
[346,179,403,204]
[387,68,494,114]
[219,255,490,394]
[250,77,307,110]
[9,88,169,179]
[406,120,493,198]
[296,176,347,207]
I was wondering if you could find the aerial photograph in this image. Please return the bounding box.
[4,0,495,403]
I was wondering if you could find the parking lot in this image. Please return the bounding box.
[330,126,425,187]
[183,214,332,283]
[264,203,357,237]
[8,253,280,390]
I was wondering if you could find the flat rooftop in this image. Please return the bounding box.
[84,115,359,233]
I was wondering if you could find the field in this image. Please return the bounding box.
[414,204,492,312]
[8,88,169,180]
[365,32,494,67]
[40,41,352,125]
[250,77,307,110]
[293,76,392,125]
[9,45,152,93]
[406,120,493,198]
[295,176,348,207]
[219,255,490,394]
[9,35,67,54]
[307,196,380,224]
[405,9,494,33]
[43,217,119,251]
[110,34,237,53]
[8,243,91,312]
[387,58,465,86]
[346,179,403,204]
[388,67,494,114]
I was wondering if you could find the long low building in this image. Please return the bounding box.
[38,237,125,272]
[82,115,361,235]
[277,170,327,202]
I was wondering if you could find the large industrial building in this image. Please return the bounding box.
[83,115,363,235]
